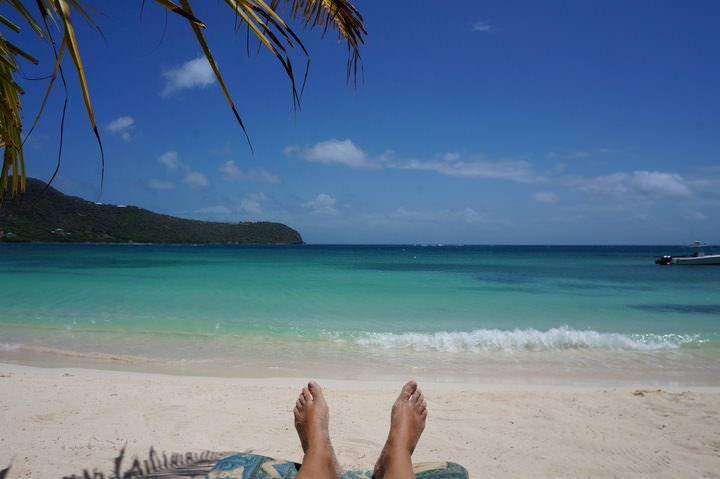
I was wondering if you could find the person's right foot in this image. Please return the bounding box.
[374,381,428,479]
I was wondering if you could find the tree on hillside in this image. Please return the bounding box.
[0,0,366,204]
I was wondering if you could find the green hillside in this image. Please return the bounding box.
[0,178,303,244]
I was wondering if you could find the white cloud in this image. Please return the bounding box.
[107,116,134,142]
[472,21,496,32]
[157,151,182,171]
[285,139,374,168]
[456,207,486,223]
[246,192,268,201]
[576,170,692,199]
[107,116,133,132]
[219,160,280,183]
[286,139,543,183]
[396,157,543,183]
[153,150,211,190]
[546,163,568,176]
[219,160,243,177]
[239,193,268,215]
[146,179,176,190]
[545,151,590,160]
[577,172,629,196]
[253,169,281,183]
[303,193,338,215]
[183,171,209,188]
[384,206,493,225]
[195,205,232,215]
[240,199,262,214]
[533,191,559,203]
[162,56,215,96]
[630,171,692,197]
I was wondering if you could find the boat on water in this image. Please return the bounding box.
[655,241,720,265]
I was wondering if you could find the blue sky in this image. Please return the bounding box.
[10,0,720,244]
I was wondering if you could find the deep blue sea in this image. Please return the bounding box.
[1,244,718,385]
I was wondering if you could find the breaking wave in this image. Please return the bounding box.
[351,326,702,352]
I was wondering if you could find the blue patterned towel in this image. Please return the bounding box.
[207,453,468,479]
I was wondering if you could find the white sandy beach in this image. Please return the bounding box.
[1,363,719,478]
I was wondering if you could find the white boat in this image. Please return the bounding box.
[655,241,720,265]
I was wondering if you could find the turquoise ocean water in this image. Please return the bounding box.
[1,244,718,386]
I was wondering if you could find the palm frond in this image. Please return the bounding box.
[0,0,367,204]
[0,15,22,33]
[52,0,94,130]
[151,0,206,27]
[52,0,105,191]
[22,33,69,206]
[0,77,25,204]
[7,0,47,38]
[178,0,254,152]
[223,0,307,108]
[270,0,366,84]
[22,37,67,147]
[2,37,39,65]
[0,27,29,204]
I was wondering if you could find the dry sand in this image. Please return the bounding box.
[1,363,719,478]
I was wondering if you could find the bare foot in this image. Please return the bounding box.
[294,380,330,452]
[293,381,340,479]
[374,381,428,479]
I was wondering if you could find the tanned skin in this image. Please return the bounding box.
[293,380,427,479]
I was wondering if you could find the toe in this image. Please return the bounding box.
[401,380,418,399]
[308,380,323,399]
[410,388,423,404]
[301,386,312,402]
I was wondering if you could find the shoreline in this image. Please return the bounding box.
[2,335,719,388]
[2,363,720,478]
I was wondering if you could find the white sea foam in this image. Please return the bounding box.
[352,326,700,352]
[0,342,23,351]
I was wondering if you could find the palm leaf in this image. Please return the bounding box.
[47,0,102,32]
[222,0,305,108]
[0,65,26,93]
[151,0,206,27]
[22,37,67,147]
[0,20,28,203]
[178,0,254,152]
[0,15,22,33]
[52,0,105,191]
[0,0,367,203]
[6,0,47,38]
[2,37,39,65]
[0,94,25,204]
[53,0,94,130]
[270,0,366,83]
